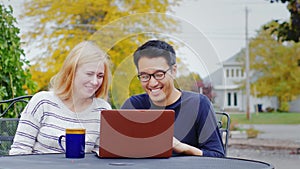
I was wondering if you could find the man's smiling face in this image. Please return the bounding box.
[137,56,176,106]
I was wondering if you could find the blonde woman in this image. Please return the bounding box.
[10,41,111,155]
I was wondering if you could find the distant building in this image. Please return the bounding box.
[204,52,282,113]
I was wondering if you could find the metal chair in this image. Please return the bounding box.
[215,111,231,156]
[0,95,32,155]
[0,95,32,118]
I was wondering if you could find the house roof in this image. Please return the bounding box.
[222,49,244,66]
[203,50,244,86]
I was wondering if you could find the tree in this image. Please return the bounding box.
[20,0,182,91]
[194,80,215,102]
[175,72,202,92]
[174,72,214,101]
[240,22,300,111]
[20,0,183,108]
[0,4,37,117]
[267,0,300,42]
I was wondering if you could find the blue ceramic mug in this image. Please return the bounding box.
[58,128,86,158]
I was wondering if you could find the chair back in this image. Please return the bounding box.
[215,111,230,156]
[0,95,32,155]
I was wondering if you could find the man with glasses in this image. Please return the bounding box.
[121,40,225,157]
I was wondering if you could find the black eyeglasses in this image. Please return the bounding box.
[137,68,171,82]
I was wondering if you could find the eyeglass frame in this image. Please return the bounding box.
[137,68,171,82]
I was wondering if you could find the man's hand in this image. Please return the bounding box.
[172,137,203,156]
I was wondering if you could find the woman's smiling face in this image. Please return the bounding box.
[73,61,105,99]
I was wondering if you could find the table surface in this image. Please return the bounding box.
[0,153,274,169]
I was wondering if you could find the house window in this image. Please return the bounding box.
[226,69,229,77]
[227,93,231,106]
[234,92,237,106]
[241,69,244,77]
[236,69,239,77]
[227,92,238,107]
[231,69,234,77]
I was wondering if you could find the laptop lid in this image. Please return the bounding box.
[99,109,175,158]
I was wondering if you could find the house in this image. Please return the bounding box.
[204,52,279,113]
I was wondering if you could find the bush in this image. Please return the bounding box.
[0,4,37,117]
[229,120,240,131]
[278,101,290,112]
[265,107,275,112]
[246,128,260,138]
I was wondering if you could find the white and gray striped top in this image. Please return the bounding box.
[9,91,111,155]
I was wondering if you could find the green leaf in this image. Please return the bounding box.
[0,4,37,117]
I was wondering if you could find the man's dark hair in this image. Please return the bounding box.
[133,40,176,68]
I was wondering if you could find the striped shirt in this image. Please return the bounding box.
[9,91,111,155]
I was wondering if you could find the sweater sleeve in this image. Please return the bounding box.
[121,98,135,109]
[197,96,225,157]
[9,93,44,155]
[92,98,112,154]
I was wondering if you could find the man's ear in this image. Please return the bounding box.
[171,64,177,78]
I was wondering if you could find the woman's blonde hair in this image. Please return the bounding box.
[50,41,111,100]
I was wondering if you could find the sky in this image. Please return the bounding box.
[171,0,290,77]
[1,0,290,77]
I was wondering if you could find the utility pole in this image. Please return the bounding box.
[245,6,251,120]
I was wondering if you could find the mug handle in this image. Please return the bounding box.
[58,135,66,152]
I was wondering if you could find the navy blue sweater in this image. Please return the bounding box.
[121,91,225,157]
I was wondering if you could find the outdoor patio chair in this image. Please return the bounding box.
[215,111,231,156]
[0,95,32,155]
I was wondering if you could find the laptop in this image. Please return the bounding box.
[99,109,175,158]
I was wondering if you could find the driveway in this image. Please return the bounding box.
[228,124,300,169]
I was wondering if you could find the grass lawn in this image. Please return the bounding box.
[229,112,300,125]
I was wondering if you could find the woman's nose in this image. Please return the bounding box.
[90,76,99,85]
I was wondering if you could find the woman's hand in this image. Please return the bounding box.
[172,137,203,156]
